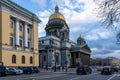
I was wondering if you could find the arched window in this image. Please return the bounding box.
[22,56,25,64]
[30,56,33,64]
[62,33,65,40]
[12,55,16,63]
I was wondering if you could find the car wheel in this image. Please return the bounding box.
[84,71,87,75]
[13,72,16,75]
[3,72,7,76]
[77,72,79,75]
[109,73,112,75]
[101,72,103,75]
[89,71,92,74]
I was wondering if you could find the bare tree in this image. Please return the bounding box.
[94,0,120,43]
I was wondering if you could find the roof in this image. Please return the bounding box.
[0,0,41,23]
[49,13,65,21]
[49,5,65,21]
[71,44,91,54]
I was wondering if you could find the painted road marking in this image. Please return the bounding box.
[107,74,117,80]
[18,74,66,80]
[116,74,120,77]
[70,73,99,80]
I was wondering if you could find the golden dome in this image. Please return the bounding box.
[49,5,65,21]
[49,13,65,21]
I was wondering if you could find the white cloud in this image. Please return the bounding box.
[91,50,120,59]
[91,48,99,51]
[61,0,99,25]
[85,34,99,40]
[85,27,114,40]
[36,10,51,37]
[70,26,81,33]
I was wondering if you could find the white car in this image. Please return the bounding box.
[9,68,23,75]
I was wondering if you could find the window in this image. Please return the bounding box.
[50,39,54,45]
[62,33,65,40]
[22,56,25,64]
[10,37,14,46]
[42,40,44,44]
[12,55,16,63]
[43,55,46,61]
[30,56,33,64]
[27,28,30,34]
[56,55,59,64]
[28,41,30,48]
[19,24,23,31]
[10,19,14,28]
[19,39,23,47]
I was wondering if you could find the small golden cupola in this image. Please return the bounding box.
[77,35,86,46]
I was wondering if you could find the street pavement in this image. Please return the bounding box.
[0,68,120,80]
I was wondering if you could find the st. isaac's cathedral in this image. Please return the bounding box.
[39,5,91,68]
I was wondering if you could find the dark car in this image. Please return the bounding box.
[101,66,114,75]
[76,65,92,75]
[18,67,32,74]
[32,67,40,73]
[111,67,119,72]
[8,68,23,75]
[0,66,6,76]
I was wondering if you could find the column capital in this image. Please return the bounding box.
[15,17,20,21]
[24,21,28,25]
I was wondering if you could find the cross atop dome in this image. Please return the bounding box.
[55,5,59,13]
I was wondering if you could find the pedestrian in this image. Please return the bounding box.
[62,66,64,71]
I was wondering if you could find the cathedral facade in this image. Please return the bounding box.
[39,5,91,68]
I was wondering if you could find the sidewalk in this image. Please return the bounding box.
[40,68,76,74]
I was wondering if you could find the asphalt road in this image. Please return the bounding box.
[0,69,120,80]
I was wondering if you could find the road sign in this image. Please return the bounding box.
[64,60,68,65]
[76,58,81,63]
[66,53,71,59]
[52,60,55,64]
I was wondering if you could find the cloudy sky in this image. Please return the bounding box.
[12,0,120,59]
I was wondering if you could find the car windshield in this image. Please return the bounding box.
[103,68,109,71]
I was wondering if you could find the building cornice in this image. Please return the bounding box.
[0,0,41,23]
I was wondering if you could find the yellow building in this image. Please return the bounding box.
[0,0,41,67]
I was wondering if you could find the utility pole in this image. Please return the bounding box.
[54,53,57,72]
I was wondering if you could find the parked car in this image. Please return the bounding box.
[8,68,23,75]
[111,67,119,72]
[32,67,40,73]
[76,65,92,75]
[0,66,7,76]
[97,66,103,71]
[18,67,32,74]
[101,66,114,75]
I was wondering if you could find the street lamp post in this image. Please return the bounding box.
[54,53,57,72]
[46,52,48,70]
